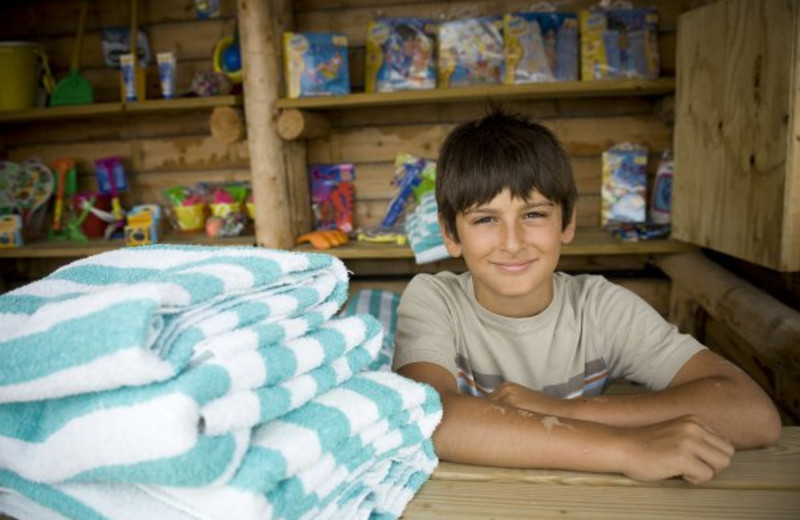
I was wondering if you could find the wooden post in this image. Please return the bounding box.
[237,0,294,249]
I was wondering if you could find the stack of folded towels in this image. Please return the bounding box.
[0,245,442,520]
[403,192,451,265]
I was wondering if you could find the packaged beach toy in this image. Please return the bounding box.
[580,5,660,80]
[366,17,437,92]
[309,163,355,233]
[601,144,648,225]
[504,10,578,83]
[284,32,350,98]
[438,16,504,88]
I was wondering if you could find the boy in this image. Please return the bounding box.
[392,110,781,484]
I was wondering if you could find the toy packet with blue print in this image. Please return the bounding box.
[601,144,648,225]
[365,17,437,92]
[438,16,505,88]
[284,32,350,98]
[580,6,659,80]
[504,11,578,83]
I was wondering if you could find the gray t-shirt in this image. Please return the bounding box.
[393,271,705,398]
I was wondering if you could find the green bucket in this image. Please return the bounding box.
[0,42,51,111]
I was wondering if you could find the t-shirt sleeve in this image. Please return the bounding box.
[392,274,459,376]
[594,279,706,391]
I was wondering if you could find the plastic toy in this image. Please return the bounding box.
[296,229,349,250]
[94,157,127,239]
[213,33,242,84]
[49,158,78,240]
[309,163,355,233]
[357,226,407,245]
[51,0,94,106]
[125,204,161,246]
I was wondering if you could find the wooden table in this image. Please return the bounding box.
[402,426,800,519]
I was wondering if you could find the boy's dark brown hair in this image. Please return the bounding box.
[435,108,578,240]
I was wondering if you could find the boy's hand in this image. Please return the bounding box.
[486,381,566,416]
[619,415,735,484]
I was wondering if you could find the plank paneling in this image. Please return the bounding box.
[673,0,800,271]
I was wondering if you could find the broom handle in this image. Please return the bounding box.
[71,0,89,71]
[130,0,138,65]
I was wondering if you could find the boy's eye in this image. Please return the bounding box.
[524,211,548,219]
[471,216,495,225]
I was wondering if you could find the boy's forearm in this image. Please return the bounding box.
[562,376,781,448]
[434,391,632,474]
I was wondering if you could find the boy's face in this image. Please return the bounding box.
[440,188,575,318]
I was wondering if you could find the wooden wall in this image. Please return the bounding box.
[0,0,246,209]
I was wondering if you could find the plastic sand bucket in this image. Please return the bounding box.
[0,42,50,111]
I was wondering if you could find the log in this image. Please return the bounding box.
[210,106,246,144]
[237,0,294,248]
[277,109,332,140]
[655,252,800,375]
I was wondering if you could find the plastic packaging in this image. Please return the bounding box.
[438,16,505,88]
[365,17,437,92]
[601,144,648,225]
[284,33,350,98]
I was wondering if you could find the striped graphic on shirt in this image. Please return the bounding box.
[455,355,609,399]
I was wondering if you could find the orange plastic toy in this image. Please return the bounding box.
[296,229,349,250]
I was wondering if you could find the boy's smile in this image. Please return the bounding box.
[441,188,575,318]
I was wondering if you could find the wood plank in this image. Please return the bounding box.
[672,0,799,271]
[277,79,675,110]
[291,227,695,260]
[0,0,237,38]
[405,482,800,519]
[0,96,241,124]
[42,19,237,71]
[0,235,255,259]
[328,97,657,128]
[306,116,672,163]
[8,135,250,174]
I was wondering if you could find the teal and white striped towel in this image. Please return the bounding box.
[0,245,349,403]
[0,372,443,520]
[341,289,401,372]
[0,314,381,487]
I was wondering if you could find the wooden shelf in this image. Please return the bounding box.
[276,78,675,110]
[0,234,256,259]
[293,227,698,260]
[0,95,243,124]
[0,228,696,261]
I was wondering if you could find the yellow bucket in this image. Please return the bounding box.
[0,42,51,111]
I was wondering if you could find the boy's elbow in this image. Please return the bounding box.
[742,401,782,448]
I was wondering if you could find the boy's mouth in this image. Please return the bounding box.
[492,260,536,273]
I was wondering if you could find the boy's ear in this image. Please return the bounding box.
[561,207,577,245]
[438,215,462,258]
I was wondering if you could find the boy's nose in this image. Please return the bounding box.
[501,221,524,252]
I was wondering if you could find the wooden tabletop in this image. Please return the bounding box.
[402,426,800,519]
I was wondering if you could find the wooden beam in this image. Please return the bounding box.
[655,252,800,376]
[277,109,332,140]
[209,106,246,144]
[237,0,294,248]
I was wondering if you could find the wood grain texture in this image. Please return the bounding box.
[402,428,800,519]
[673,0,799,271]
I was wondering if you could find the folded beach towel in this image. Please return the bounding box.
[341,289,402,372]
[0,245,349,403]
[0,372,443,520]
[404,194,451,265]
[0,314,381,487]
